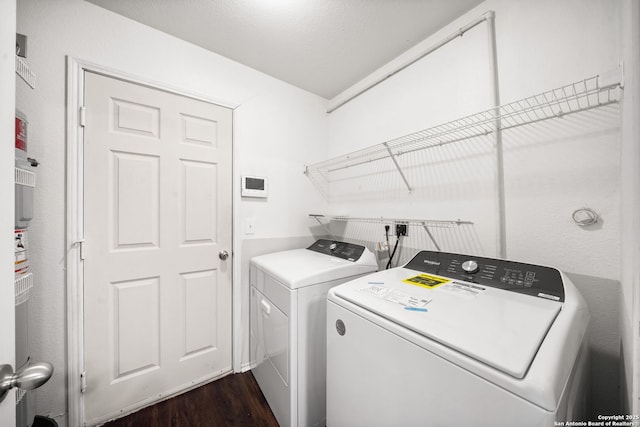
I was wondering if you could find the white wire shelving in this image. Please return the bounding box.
[16,55,36,89]
[15,167,36,187]
[311,214,472,227]
[15,272,33,306]
[305,73,622,196]
[310,214,477,254]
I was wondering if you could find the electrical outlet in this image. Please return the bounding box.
[395,223,408,237]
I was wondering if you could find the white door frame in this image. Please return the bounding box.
[0,0,16,424]
[65,57,242,426]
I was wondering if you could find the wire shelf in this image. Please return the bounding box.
[16,56,35,89]
[310,214,480,255]
[15,272,33,306]
[311,214,472,227]
[15,167,36,187]
[16,388,26,405]
[305,73,622,196]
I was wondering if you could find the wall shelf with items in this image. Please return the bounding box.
[304,71,623,198]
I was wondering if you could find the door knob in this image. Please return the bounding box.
[218,250,229,261]
[0,361,53,403]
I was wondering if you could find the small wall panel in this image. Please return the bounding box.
[181,114,218,147]
[112,277,160,380]
[181,160,217,245]
[111,151,160,250]
[180,270,217,359]
[111,98,160,139]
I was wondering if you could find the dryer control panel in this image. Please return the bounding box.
[307,239,366,262]
[404,251,565,302]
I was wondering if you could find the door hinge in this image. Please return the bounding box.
[80,371,87,393]
[73,238,85,260]
[79,106,86,127]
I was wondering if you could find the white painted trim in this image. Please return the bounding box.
[69,58,241,110]
[65,56,242,427]
[232,109,243,373]
[65,56,85,427]
[628,0,640,412]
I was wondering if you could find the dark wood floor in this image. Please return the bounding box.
[103,371,280,427]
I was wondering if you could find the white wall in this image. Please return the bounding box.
[327,0,620,274]
[16,0,327,424]
[327,19,497,257]
[326,0,623,417]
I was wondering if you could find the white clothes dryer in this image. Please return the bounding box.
[250,239,377,427]
[327,250,589,427]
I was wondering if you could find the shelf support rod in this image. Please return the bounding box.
[421,222,441,251]
[383,142,412,192]
[486,11,507,259]
[327,12,492,113]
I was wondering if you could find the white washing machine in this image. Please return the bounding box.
[327,250,589,427]
[250,239,378,427]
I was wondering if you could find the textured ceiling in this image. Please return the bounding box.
[86,0,484,99]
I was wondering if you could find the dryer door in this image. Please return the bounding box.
[251,286,288,380]
[251,286,291,427]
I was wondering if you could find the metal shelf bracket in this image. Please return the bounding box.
[383,142,412,193]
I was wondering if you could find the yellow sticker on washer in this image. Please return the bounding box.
[403,273,450,289]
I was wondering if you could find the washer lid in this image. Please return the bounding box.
[250,244,377,289]
[331,267,562,379]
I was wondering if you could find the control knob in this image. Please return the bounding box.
[461,260,479,274]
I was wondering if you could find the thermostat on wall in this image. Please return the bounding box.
[241,175,268,198]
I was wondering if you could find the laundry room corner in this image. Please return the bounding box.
[566,273,622,415]
[7,0,639,424]
[232,90,329,370]
[321,0,629,418]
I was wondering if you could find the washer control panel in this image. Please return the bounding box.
[307,239,366,262]
[404,251,565,302]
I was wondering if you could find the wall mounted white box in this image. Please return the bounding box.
[241,175,268,198]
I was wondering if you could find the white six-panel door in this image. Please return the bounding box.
[82,72,232,425]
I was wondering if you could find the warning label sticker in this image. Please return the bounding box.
[360,284,431,309]
[402,273,450,289]
[440,281,486,298]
